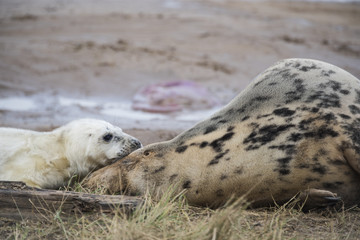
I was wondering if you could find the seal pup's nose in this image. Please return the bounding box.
[131,139,142,149]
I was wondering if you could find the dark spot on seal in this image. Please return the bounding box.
[269,144,296,155]
[244,124,295,150]
[220,175,228,180]
[246,145,260,151]
[312,155,320,162]
[227,126,235,132]
[318,148,328,155]
[225,108,235,116]
[277,157,292,165]
[153,166,165,174]
[323,182,343,189]
[170,174,178,181]
[257,114,271,119]
[304,126,339,139]
[204,125,218,135]
[349,105,360,115]
[215,189,225,197]
[287,133,303,142]
[183,180,191,189]
[297,163,310,169]
[306,91,341,108]
[298,64,318,72]
[298,113,337,133]
[340,89,350,95]
[268,82,278,86]
[249,122,260,128]
[241,116,250,122]
[319,80,342,92]
[175,145,188,153]
[322,112,336,122]
[234,166,244,175]
[273,108,296,117]
[329,159,346,166]
[196,190,199,194]
[338,114,351,119]
[209,132,235,152]
[303,177,320,184]
[321,70,336,77]
[155,153,164,158]
[310,107,320,113]
[200,141,208,148]
[342,119,360,155]
[355,90,360,104]
[312,164,327,175]
[208,149,230,165]
[218,120,228,124]
[211,116,222,121]
[329,80,342,91]
[252,96,271,102]
[237,106,247,114]
[298,117,316,131]
[275,157,292,175]
[279,169,290,175]
[280,68,299,81]
[285,78,306,104]
[220,132,235,141]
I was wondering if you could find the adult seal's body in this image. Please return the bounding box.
[87,59,360,209]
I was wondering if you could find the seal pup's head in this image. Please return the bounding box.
[58,119,142,175]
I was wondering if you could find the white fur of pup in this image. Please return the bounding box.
[0,119,142,189]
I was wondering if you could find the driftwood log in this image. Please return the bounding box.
[0,181,143,220]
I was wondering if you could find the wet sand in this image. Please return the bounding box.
[0,0,359,144]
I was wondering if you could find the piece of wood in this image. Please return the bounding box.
[0,181,143,220]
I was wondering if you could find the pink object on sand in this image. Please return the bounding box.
[132,81,220,113]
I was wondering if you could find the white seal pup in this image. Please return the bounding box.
[0,119,142,189]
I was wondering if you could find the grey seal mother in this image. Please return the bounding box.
[86,59,360,209]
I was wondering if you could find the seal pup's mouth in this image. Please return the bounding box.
[107,141,143,165]
[108,150,137,164]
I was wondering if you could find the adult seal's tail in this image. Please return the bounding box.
[86,59,360,209]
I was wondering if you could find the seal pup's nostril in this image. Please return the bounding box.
[131,139,142,149]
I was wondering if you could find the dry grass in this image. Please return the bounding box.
[1,185,359,240]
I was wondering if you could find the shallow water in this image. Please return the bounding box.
[0,93,220,130]
[0,97,37,112]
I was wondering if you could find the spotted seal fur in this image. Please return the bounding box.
[86,59,360,209]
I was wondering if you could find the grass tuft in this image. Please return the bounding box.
[1,185,359,240]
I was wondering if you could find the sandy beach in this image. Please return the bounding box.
[0,0,359,145]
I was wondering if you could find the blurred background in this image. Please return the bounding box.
[0,0,359,144]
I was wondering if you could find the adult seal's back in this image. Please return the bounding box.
[87,58,360,209]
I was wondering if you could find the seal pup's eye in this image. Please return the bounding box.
[103,133,113,142]
[144,150,151,156]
